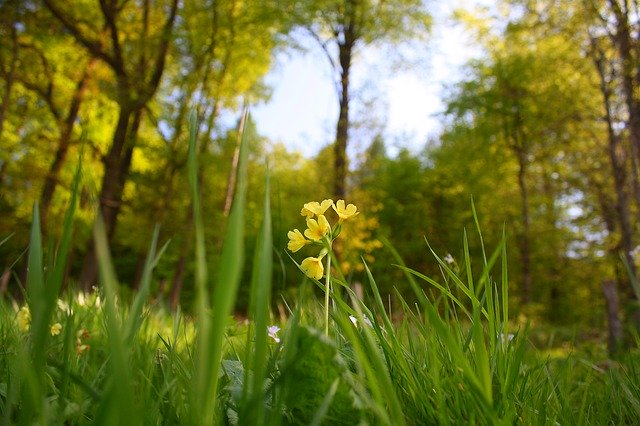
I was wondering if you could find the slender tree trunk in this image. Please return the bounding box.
[515,146,532,304]
[334,33,354,199]
[541,169,563,321]
[40,59,96,231]
[596,51,636,279]
[603,279,624,355]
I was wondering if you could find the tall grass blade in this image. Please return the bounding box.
[381,236,427,307]
[188,109,213,424]
[191,107,250,424]
[243,168,272,423]
[93,215,137,424]
[125,225,169,342]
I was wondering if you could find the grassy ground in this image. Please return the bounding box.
[1,114,639,425]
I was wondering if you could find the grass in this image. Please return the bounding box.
[1,115,640,425]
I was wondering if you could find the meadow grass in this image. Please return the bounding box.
[1,116,640,424]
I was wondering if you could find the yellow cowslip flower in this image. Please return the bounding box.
[301,199,333,218]
[50,323,62,336]
[301,256,325,280]
[287,229,309,252]
[17,306,31,332]
[304,215,331,241]
[333,200,359,222]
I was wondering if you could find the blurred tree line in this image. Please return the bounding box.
[1,0,640,347]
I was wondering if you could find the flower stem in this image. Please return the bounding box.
[324,253,332,336]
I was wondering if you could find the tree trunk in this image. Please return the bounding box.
[609,0,640,209]
[515,146,532,304]
[595,49,637,280]
[592,40,640,332]
[603,279,624,355]
[79,106,142,289]
[40,59,95,231]
[333,32,354,199]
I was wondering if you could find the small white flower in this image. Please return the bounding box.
[498,333,515,343]
[77,292,86,307]
[444,253,455,265]
[57,299,73,315]
[267,325,281,343]
[362,315,373,327]
[349,315,373,327]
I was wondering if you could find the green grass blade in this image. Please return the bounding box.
[380,236,427,307]
[26,202,44,365]
[93,215,137,424]
[192,107,250,424]
[125,225,169,342]
[243,168,273,423]
[188,110,213,424]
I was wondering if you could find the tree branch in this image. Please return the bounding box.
[42,0,119,72]
[98,0,126,78]
[142,0,180,103]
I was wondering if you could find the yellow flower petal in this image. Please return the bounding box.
[287,229,309,252]
[301,199,334,218]
[304,214,331,241]
[333,200,359,222]
[17,306,31,332]
[301,256,325,280]
[50,323,62,336]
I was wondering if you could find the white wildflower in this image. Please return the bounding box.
[267,325,281,343]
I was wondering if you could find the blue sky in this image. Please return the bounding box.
[251,1,483,158]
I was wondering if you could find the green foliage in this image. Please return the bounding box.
[2,176,640,424]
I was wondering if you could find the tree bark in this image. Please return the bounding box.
[603,279,624,355]
[333,25,355,199]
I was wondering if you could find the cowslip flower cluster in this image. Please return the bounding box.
[287,199,359,280]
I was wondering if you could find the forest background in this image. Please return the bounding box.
[2,0,640,352]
